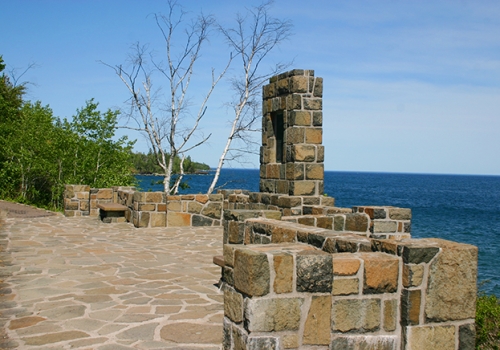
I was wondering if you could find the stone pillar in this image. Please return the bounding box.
[260,69,324,196]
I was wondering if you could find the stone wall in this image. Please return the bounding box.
[64,186,223,228]
[221,212,477,349]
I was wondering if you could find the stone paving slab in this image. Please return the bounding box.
[0,214,224,349]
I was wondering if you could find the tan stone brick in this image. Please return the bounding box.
[276,77,290,94]
[245,297,303,332]
[96,189,113,199]
[224,285,244,323]
[303,98,322,110]
[286,94,302,110]
[306,164,324,180]
[362,253,399,293]
[167,212,191,227]
[406,325,456,350]
[425,239,477,322]
[282,334,299,349]
[290,181,316,196]
[234,248,270,296]
[266,164,280,179]
[316,216,333,229]
[145,192,165,203]
[345,213,369,232]
[166,201,181,211]
[332,278,359,296]
[188,201,203,214]
[290,110,311,126]
[403,264,424,287]
[76,192,89,199]
[332,298,381,332]
[388,207,411,220]
[271,227,296,243]
[304,295,331,345]
[285,126,305,144]
[305,127,322,144]
[384,299,397,331]
[286,163,304,180]
[402,289,421,325]
[290,75,308,93]
[292,145,316,162]
[263,82,276,98]
[333,255,361,276]
[156,203,166,212]
[372,220,398,233]
[195,195,209,204]
[150,212,166,227]
[138,203,155,211]
[273,253,293,294]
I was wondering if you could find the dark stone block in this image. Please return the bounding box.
[192,215,213,227]
[401,245,440,264]
[296,251,333,293]
[459,323,475,350]
[307,233,326,248]
[247,336,279,350]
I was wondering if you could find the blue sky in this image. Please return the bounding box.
[2,0,499,175]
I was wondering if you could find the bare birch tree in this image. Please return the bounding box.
[207,1,292,194]
[103,1,230,194]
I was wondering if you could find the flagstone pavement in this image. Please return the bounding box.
[0,204,224,349]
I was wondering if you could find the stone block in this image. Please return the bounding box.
[384,299,397,332]
[65,199,79,210]
[290,75,308,93]
[400,241,440,264]
[224,285,244,323]
[459,323,475,350]
[187,201,203,214]
[282,334,299,349]
[296,250,333,293]
[234,248,270,296]
[331,335,397,350]
[333,215,345,231]
[291,144,316,162]
[332,298,381,333]
[316,216,333,229]
[266,164,280,179]
[372,220,398,233]
[362,252,399,294]
[277,196,302,208]
[247,336,279,350]
[333,278,359,296]
[76,191,89,200]
[333,254,361,276]
[401,289,421,325]
[313,77,323,97]
[304,295,331,345]
[286,94,302,110]
[192,215,213,226]
[245,297,303,332]
[271,226,296,243]
[298,216,315,226]
[313,111,323,126]
[308,232,326,248]
[195,195,209,204]
[138,203,155,211]
[167,212,191,227]
[289,181,316,196]
[305,127,322,144]
[157,203,167,211]
[345,213,369,232]
[273,253,293,294]
[222,317,232,350]
[425,239,477,322]
[285,126,305,144]
[403,264,424,287]
[136,212,150,228]
[388,207,411,220]
[306,164,324,180]
[150,212,166,227]
[167,200,181,211]
[228,221,244,244]
[290,110,311,126]
[303,98,322,111]
[405,325,455,350]
[96,189,113,199]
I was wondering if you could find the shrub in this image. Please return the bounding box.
[476,293,500,349]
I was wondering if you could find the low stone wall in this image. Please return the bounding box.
[221,213,477,349]
[64,185,223,228]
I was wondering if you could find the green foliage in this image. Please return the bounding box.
[131,151,210,174]
[0,55,137,210]
[476,293,500,349]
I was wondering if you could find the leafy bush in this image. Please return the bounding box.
[476,293,500,349]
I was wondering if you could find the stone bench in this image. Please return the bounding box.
[97,203,128,223]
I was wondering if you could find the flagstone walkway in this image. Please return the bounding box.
[0,206,224,349]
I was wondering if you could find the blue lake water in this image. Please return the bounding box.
[136,169,500,296]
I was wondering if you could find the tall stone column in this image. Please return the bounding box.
[260,69,324,196]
